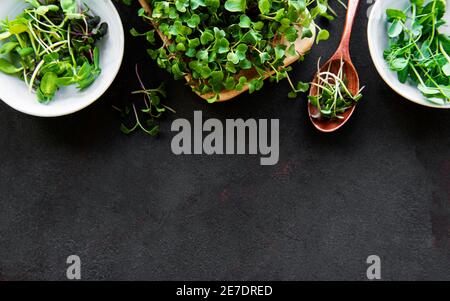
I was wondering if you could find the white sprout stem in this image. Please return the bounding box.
[333,78,339,113]
[318,71,354,98]
[67,25,77,67]
[38,40,67,57]
[311,82,333,94]
[29,59,45,92]
[32,23,62,40]
[440,42,450,64]
[26,11,55,30]
[83,16,89,35]
[23,69,29,86]
[26,31,38,54]
[28,23,51,54]
[41,14,59,29]
[338,0,347,9]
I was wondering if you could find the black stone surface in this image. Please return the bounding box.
[0,1,449,281]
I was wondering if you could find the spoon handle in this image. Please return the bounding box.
[336,0,360,58]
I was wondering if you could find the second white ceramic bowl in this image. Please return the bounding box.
[368,0,450,109]
[0,0,125,117]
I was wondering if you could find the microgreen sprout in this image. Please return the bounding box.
[307,57,364,120]
[115,64,175,136]
[384,0,450,105]
[0,0,108,103]
[126,0,341,102]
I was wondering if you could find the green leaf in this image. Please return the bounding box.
[207,94,219,103]
[190,0,206,10]
[60,0,82,18]
[196,50,208,61]
[397,65,409,83]
[175,0,190,12]
[443,63,450,76]
[388,20,403,38]
[171,63,185,79]
[216,38,230,54]
[386,9,407,22]
[308,95,319,108]
[224,77,236,90]
[8,22,28,35]
[60,0,77,14]
[288,91,297,98]
[389,57,409,71]
[253,21,264,31]
[0,32,11,41]
[285,26,299,42]
[248,78,264,93]
[301,28,313,39]
[120,123,134,135]
[39,72,58,101]
[239,59,252,69]
[147,125,160,136]
[259,52,270,64]
[57,77,74,86]
[188,38,200,48]
[93,47,100,70]
[187,14,201,28]
[0,58,22,74]
[316,29,329,44]
[238,15,251,28]
[274,45,285,61]
[130,28,143,37]
[227,52,240,64]
[296,81,310,92]
[35,5,59,16]
[176,42,186,52]
[235,76,247,90]
[224,0,247,12]
[205,0,220,10]
[235,43,248,60]
[200,30,214,45]
[417,84,440,95]
[209,70,224,92]
[0,42,18,55]
[17,47,34,57]
[258,0,271,15]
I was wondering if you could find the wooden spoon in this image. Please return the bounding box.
[308,0,360,132]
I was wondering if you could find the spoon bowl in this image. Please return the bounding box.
[308,56,360,132]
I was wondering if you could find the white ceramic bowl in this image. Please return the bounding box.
[0,0,124,117]
[368,0,450,109]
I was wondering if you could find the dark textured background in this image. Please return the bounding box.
[0,1,449,281]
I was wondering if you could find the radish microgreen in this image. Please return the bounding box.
[126,0,340,102]
[115,64,175,136]
[302,57,364,120]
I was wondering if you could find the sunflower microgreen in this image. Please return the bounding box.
[0,0,108,103]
